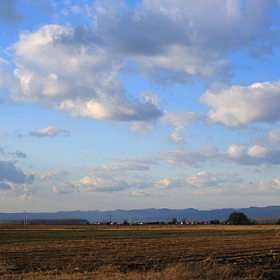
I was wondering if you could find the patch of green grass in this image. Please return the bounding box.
[0,227,270,244]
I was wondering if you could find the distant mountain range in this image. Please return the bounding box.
[1,206,280,224]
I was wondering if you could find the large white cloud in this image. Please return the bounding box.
[2,0,278,121]
[8,24,162,122]
[200,81,280,127]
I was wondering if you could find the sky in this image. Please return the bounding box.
[1,0,280,213]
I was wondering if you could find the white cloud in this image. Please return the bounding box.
[52,182,76,195]
[186,172,219,188]
[64,157,158,193]
[260,178,280,193]
[129,121,156,135]
[200,81,280,127]
[154,177,185,189]
[131,190,152,197]
[194,178,280,196]
[101,157,156,172]
[75,176,134,192]
[36,170,70,182]
[153,171,242,190]
[226,145,280,165]
[3,1,278,119]
[165,131,185,145]
[160,143,280,169]
[28,126,70,137]
[7,24,162,123]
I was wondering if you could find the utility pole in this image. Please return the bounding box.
[24,210,27,225]
[129,211,132,226]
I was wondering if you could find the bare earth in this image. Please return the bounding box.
[0,225,280,279]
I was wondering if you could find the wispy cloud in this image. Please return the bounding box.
[28,126,70,138]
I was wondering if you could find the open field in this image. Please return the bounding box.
[1,225,280,279]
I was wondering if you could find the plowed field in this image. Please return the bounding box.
[1,225,280,279]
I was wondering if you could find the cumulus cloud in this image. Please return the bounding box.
[52,182,76,195]
[160,143,280,168]
[7,24,162,123]
[260,178,280,193]
[129,121,156,135]
[53,157,157,194]
[28,126,70,138]
[154,177,186,189]
[36,170,69,181]
[226,145,280,165]
[165,131,185,145]
[194,178,280,196]
[1,0,278,127]
[154,171,243,190]
[131,190,152,197]
[191,171,244,188]
[0,0,22,25]
[75,176,134,192]
[200,81,280,127]
[186,172,219,188]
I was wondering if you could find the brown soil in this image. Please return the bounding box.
[1,228,280,279]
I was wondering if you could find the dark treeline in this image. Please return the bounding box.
[1,211,280,226]
[1,218,89,225]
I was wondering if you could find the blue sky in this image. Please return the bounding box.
[1,0,280,212]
